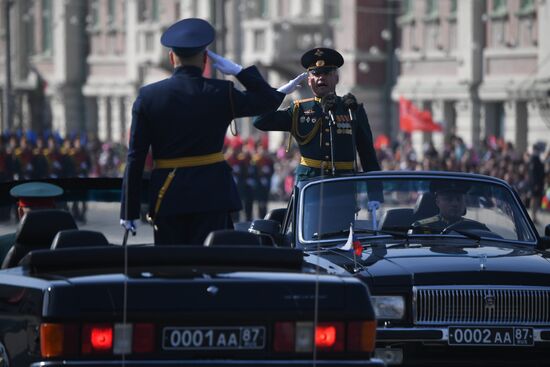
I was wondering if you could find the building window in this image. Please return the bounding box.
[426,0,437,16]
[24,5,35,55]
[137,0,160,21]
[253,29,266,51]
[398,0,415,26]
[88,0,100,30]
[302,0,311,14]
[491,0,508,18]
[326,0,340,20]
[41,0,52,54]
[450,0,457,14]
[517,0,535,16]
[151,0,159,21]
[258,0,268,18]
[107,0,116,28]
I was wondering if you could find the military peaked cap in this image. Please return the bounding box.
[430,180,470,195]
[161,18,215,57]
[10,182,63,208]
[301,48,344,74]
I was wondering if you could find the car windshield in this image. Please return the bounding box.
[298,176,537,245]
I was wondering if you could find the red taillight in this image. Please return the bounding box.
[274,321,345,353]
[133,323,155,353]
[315,323,344,351]
[274,322,295,352]
[82,323,113,354]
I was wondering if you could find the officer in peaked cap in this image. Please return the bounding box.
[411,180,490,234]
[300,47,344,75]
[120,18,284,245]
[253,47,380,182]
[0,182,64,263]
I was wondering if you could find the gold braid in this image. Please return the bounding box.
[287,100,322,152]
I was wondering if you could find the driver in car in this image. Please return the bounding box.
[411,181,490,234]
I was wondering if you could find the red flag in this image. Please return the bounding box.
[399,97,442,132]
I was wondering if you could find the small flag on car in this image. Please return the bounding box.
[340,223,363,257]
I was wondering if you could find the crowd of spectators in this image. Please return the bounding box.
[0,129,549,222]
[0,130,128,181]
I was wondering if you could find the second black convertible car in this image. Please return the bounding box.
[250,171,550,366]
[0,178,383,367]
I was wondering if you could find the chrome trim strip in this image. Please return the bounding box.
[31,360,384,366]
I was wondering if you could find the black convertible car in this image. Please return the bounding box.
[0,178,383,367]
[249,171,550,366]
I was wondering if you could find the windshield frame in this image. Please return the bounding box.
[296,172,539,248]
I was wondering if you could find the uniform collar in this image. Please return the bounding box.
[173,65,203,77]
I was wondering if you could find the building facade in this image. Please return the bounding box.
[2,0,548,154]
[393,0,550,156]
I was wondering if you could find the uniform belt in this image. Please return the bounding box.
[300,156,354,170]
[154,152,225,169]
[148,152,225,229]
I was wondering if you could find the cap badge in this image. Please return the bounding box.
[314,49,324,57]
[316,60,325,67]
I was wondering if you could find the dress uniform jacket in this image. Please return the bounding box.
[253,96,380,181]
[121,65,284,220]
[411,214,490,234]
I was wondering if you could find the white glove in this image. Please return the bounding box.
[120,219,137,235]
[207,50,243,75]
[277,72,308,94]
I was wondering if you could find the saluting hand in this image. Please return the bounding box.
[277,72,308,94]
[207,50,243,76]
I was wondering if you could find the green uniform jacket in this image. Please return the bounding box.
[254,96,380,181]
[411,215,491,234]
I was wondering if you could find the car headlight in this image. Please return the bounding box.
[371,296,405,320]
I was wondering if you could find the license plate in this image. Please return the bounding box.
[448,326,533,346]
[162,326,266,350]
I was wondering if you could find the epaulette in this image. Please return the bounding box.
[293,97,315,106]
[416,215,440,225]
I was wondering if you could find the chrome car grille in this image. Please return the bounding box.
[414,286,550,325]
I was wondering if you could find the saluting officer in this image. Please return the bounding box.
[254,47,380,181]
[120,18,284,245]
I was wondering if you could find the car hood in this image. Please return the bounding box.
[319,243,550,287]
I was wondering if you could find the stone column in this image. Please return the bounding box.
[454,98,481,148]
[50,86,67,137]
[110,97,122,143]
[123,96,134,146]
[503,100,528,152]
[97,96,109,142]
[527,102,549,150]
[430,100,446,153]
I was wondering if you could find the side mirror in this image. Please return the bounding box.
[264,208,286,225]
[249,219,287,247]
[537,236,550,251]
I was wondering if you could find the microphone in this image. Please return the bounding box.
[343,93,358,121]
[321,94,338,126]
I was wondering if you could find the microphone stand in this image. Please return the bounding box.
[327,110,337,176]
[348,107,358,172]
